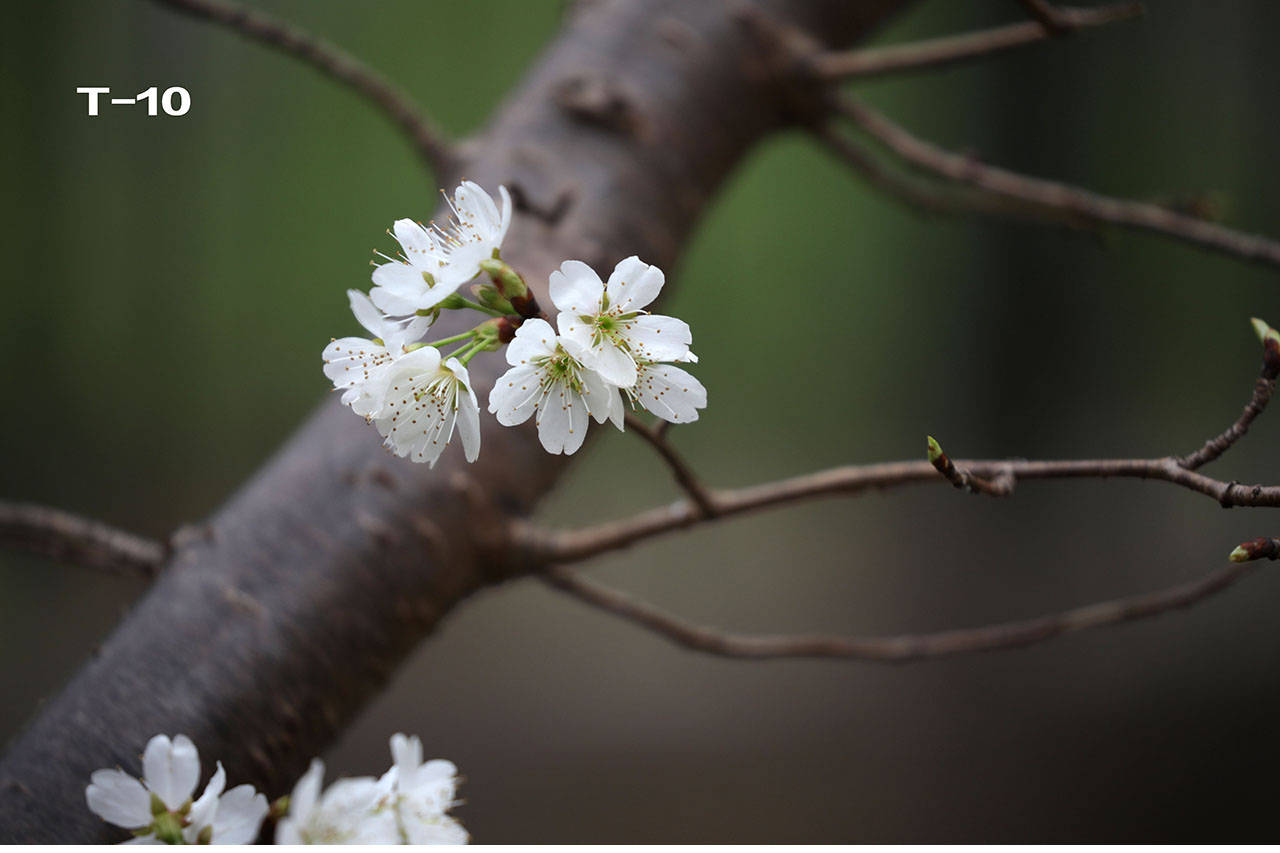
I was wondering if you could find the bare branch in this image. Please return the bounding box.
[813,3,1142,80]
[814,125,1053,220]
[1178,321,1280,470]
[831,96,1280,270]
[624,413,717,517]
[542,557,1264,662]
[0,502,163,578]
[518,456,1280,566]
[147,0,456,174]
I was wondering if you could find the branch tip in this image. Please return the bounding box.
[1229,537,1280,563]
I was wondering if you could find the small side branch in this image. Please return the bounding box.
[542,557,1264,662]
[812,3,1142,80]
[624,413,717,518]
[519,457,1280,566]
[0,502,164,578]
[832,96,1280,270]
[148,0,455,174]
[1178,320,1280,470]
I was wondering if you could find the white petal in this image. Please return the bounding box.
[370,284,427,317]
[635,364,707,424]
[392,218,437,260]
[346,289,391,339]
[624,313,692,363]
[390,733,423,780]
[371,259,431,297]
[288,759,325,824]
[211,785,268,844]
[579,368,624,428]
[535,383,573,454]
[505,318,558,366]
[587,340,638,388]
[185,762,226,839]
[86,769,152,829]
[548,260,604,315]
[454,382,482,464]
[142,734,200,811]
[274,820,303,845]
[488,365,542,426]
[605,256,664,312]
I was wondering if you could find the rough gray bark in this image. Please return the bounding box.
[0,0,909,841]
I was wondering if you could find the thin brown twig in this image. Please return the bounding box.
[812,3,1142,80]
[831,96,1280,270]
[542,557,1263,661]
[520,455,1280,566]
[624,413,718,518]
[1178,328,1280,470]
[0,502,164,578]
[1015,0,1074,33]
[148,0,456,174]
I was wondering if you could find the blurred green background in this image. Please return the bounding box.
[3,0,1280,842]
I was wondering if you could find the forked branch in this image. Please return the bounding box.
[148,0,456,174]
[829,96,1280,270]
[812,3,1142,80]
[530,322,1280,662]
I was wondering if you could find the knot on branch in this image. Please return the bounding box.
[554,73,646,137]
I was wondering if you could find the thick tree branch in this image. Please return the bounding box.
[0,502,164,578]
[543,557,1265,661]
[147,0,457,174]
[0,0,915,841]
[812,3,1142,80]
[830,96,1280,270]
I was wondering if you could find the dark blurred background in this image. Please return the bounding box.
[3,0,1279,842]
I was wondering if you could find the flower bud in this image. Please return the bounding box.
[478,258,528,301]
[472,282,515,315]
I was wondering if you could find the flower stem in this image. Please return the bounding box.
[452,296,504,317]
[426,330,477,348]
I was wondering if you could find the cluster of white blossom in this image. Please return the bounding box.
[322,181,706,463]
[86,733,466,845]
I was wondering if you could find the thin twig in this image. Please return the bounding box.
[1015,0,1074,33]
[1178,326,1280,470]
[0,502,164,578]
[542,557,1263,661]
[521,457,1280,565]
[812,3,1142,80]
[148,0,455,174]
[624,413,718,518]
[832,96,1280,270]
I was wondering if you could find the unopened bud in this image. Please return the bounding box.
[478,258,528,301]
[436,293,469,311]
[926,435,944,465]
[473,318,504,351]
[473,282,515,315]
[1228,537,1280,563]
[1252,317,1280,379]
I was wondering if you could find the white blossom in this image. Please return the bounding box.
[370,181,512,315]
[551,256,692,388]
[323,290,431,418]
[488,318,623,455]
[373,346,481,467]
[386,734,468,845]
[274,760,399,845]
[276,735,467,845]
[85,734,267,845]
[625,357,707,424]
